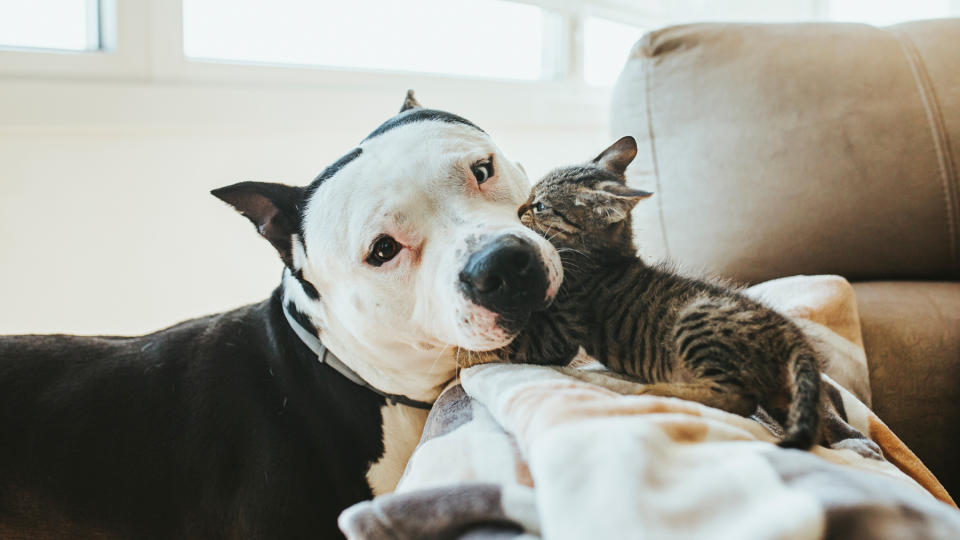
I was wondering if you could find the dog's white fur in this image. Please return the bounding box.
[282,116,562,493]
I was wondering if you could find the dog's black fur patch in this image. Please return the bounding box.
[285,299,318,335]
[312,147,363,187]
[363,108,483,142]
[0,288,387,538]
[298,147,364,238]
[298,108,482,238]
[293,269,321,300]
[301,109,481,210]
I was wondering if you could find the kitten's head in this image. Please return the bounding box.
[519,136,652,258]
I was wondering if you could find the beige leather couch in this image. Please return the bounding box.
[611,20,959,496]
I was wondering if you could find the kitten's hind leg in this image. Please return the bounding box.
[551,366,650,394]
[636,381,759,417]
[551,367,758,417]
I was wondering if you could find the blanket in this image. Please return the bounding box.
[339,276,960,539]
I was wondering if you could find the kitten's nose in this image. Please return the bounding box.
[459,235,549,316]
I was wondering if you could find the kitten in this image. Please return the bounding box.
[468,136,823,450]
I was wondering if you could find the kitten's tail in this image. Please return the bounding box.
[778,344,822,450]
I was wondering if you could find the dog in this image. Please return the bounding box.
[0,91,562,539]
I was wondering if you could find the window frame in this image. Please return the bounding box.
[0,0,654,135]
[0,0,149,79]
[0,0,652,88]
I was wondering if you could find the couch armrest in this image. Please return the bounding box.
[611,21,960,283]
[853,281,960,497]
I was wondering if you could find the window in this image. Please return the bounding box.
[183,0,550,80]
[0,0,101,52]
[583,16,646,87]
[6,0,960,87]
[826,0,956,26]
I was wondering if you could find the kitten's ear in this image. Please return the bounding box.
[400,89,422,112]
[598,181,653,201]
[591,136,638,179]
[212,181,305,268]
[576,182,653,224]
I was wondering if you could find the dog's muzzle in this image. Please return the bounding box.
[458,235,551,327]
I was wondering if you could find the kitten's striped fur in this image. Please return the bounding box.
[474,136,823,449]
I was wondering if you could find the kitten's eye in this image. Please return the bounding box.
[532,202,546,213]
[366,235,401,266]
[471,160,494,185]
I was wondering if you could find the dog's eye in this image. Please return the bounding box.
[366,235,401,266]
[532,202,546,213]
[471,160,494,185]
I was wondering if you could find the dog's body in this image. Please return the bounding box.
[0,93,561,538]
[0,290,388,538]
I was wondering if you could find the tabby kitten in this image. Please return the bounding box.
[477,136,823,449]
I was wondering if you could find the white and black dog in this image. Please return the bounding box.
[0,92,562,538]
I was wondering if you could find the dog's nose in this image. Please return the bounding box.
[459,235,549,315]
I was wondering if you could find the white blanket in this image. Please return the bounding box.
[340,276,958,539]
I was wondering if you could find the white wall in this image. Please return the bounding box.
[0,79,610,335]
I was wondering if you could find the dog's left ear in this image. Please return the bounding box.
[212,181,305,267]
[400,89,422,113]
[591,135,638,179]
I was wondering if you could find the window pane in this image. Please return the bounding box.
[183,0,546,80]
[827,0,956,25]
[583,16,645,87]
[0,0,98,51]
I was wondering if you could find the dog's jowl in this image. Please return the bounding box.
[0,91,561,539]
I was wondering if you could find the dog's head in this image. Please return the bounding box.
[213,92,562,371]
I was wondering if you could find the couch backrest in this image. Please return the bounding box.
[611,20,960,283]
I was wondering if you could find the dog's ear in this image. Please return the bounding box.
[212,181,305,267]
[400,89,422,113]
[591,136,637,179]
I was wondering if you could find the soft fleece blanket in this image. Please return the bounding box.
[340,276,960,539]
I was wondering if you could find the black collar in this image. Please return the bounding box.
[282,304,434,410]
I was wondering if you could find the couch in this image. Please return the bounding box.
[611,19,960,497]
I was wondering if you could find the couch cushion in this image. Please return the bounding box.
[853,281,960,497]
[612,20,960,283]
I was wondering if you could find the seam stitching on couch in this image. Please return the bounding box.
[890,29,960,275]
[643,53,671,260]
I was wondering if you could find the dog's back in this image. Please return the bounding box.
[0,292,384,538]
